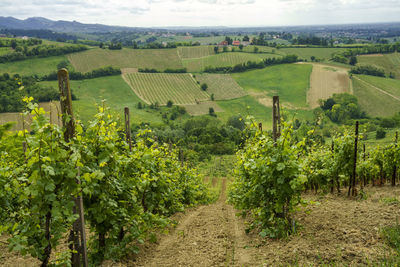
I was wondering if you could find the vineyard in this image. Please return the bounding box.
[68,48,183,73]
[1,70,400,266]
[194,73,247,100]
[177,46,215,59]
[182,52,277,72]
[357,53,400,79]
[123,73,209,105]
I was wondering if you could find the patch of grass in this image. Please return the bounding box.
[380,197,400,205]
[357,53,400,79]
[352,75,400,117]
[39,75,167,124]
[0,47,12,55]
[0,55,69,76]
[217,95,272,127]
[232,64,312,108]
[382,222,400,254]
[68,48,183,73]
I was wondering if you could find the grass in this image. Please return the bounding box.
[232,64,313,108]
[352,75,400,117]
[216,95,272,127]
[0,55,69,75]
[194,74,247,100]
[68,48,183,73]
[123,73,209,105]
[39,75,166,124]
[182,52,277,72]
[182,101,224,116]
[279,47,348,61]
[357,53,400,79]
[178,46,215,59]
[0,47,12,55]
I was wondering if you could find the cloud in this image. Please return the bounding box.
[0,0,399,27]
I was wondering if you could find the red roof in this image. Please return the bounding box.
[219,40,228,45]
[232,40,241,45]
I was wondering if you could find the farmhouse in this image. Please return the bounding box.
[232,40,241,46]
[219,40,228,46]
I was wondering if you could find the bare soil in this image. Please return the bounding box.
[307,63,352,108]
[2,183,399,266]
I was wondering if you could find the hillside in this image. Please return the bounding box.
[357,53,400,79]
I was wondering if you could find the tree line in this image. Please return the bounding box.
[0,44,88,63]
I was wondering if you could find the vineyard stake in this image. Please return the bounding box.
[259,122,262,132]
[124,107,132,151]
[330,142,334,193]
[272,96,281,145]
[58,69,88,267]
[392,131,398,186]
[349,121,359,197]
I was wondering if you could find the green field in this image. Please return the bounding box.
[279,47,348,61]
[242,45,283,55]
[232,64,313,108]
[217,95,273,127]
[194,74,247,100]
[39,76,167,124]
[352,75,400,117]
[178,46,215,59]
[357,53,400,79]
[0,55,69,75]
[123,73,209,105]
[182,52,277,72]
[68,48,183,73]
[0,47,12,55]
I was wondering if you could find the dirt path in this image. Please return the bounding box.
[353,76,400,102]
[132,178,251,267]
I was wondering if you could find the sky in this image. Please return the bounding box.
[1,0,400,27]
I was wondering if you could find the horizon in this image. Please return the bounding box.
[1,0,400,28]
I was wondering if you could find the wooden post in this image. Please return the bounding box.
[330,142,334,193]
[349,121,359,197]
[58,69,88,267]
[392,131,398,186]
[272,96,281,145]
[124,107,132,152]
[362,144,366,187]
[258,122,262,132]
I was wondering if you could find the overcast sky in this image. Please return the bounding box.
[1,0,400,27]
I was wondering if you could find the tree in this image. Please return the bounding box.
[253,46,259,53]
[201,83,208,91]
[167,100,173,107]
[310,56,316,62]
[225,36,233,45]
[376,127,386,139]
[211,94,214,101]
[349,56,357,66]
[11,39,17,50]
[57,60,69,70]
[239,44,244,51]
[243,35,250,42]
[214,46,219,54]
[209,107,216,116]
[223,46,228,53]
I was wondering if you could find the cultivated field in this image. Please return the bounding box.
[232,64,313,108]
[352,74,400,117]
[307,63,352,108]
[0,102,61,131]
[194,74,247,100]
[39,76,167,124]
[68,48,183,73]
[178,46,215,59]
[0,55,69,75]
[357,53,400,79]
[182,52,277,72]
[123,73,209,105]
[279,47,348,61]
[182,101,224,116]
